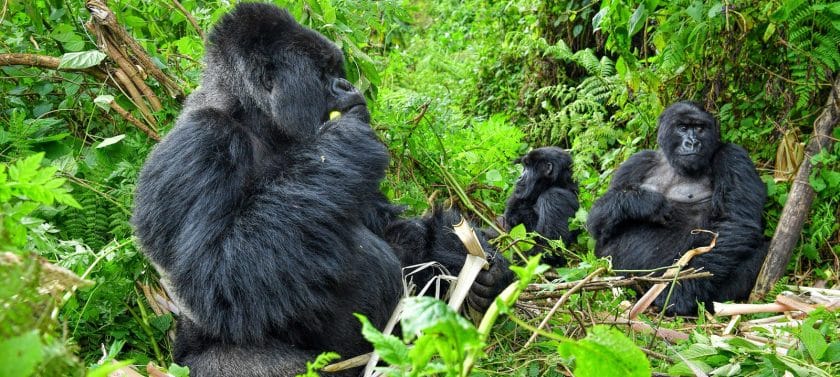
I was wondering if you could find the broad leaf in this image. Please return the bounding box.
[58,50,107,69]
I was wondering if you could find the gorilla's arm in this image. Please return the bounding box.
[133,107,393,343]
[654,144,767,314]
[503,198,535,231]
[535,187,579,244]
[586,151,671,242]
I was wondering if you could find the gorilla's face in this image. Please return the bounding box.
[202,3,361,140]
[513,147,573,200]
[657,102,720,176]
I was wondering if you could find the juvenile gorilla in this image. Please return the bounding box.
[504,147,579,266]
[586,102,767,315]
[132,4,510,376]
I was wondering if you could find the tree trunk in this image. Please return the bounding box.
[750,74,840,301]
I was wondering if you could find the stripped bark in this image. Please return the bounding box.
[85,0,184,98]
[750,75,840,301]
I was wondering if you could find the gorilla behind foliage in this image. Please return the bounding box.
[504,147,579,266]
[587,101,767,315]
[132,4,511,376]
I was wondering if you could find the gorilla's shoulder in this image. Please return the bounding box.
[619,149,662,169]
[713,143,754,167]
[628,149,661,160]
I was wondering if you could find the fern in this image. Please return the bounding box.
[784,0,840,108]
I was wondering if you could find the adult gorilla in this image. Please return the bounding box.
[504,147,579,266]
[586,101,767,315]
[132,3,510,376]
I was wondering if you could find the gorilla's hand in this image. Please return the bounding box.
[465,253,514,313]
[329,78,369,123]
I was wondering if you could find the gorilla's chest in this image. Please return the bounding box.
[640,157,711,205]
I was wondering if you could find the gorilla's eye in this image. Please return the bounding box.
[678,125,688,132]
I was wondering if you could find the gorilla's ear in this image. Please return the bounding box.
[541,162,554,177]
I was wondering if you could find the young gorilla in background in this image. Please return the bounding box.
[587,101,767,315]
[504,147,579,266]
[132,4,511,376]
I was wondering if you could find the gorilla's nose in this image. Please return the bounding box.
[683,139,700,149]
[330,78,354,95]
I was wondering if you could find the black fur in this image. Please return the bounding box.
[586,101,767,315]
[132,4,511,376]
[504,147,579,266]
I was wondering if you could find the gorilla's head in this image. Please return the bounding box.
[200,3,361,139]
[513,147,576,200]
[657,101,720,176]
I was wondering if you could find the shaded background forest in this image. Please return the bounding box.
[1,0,838,376]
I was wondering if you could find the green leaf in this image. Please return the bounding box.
[709,363,741,376]
[58,50,107,69]
[592,8,607,31]
[167,364,191,377]
[810,175,826,192]
[53,191,82,209]
[320,0,336,24]
[800,322,828,361]
[23,185,54,205]
[678,342,719,359]
[628,4,647,36]
[0,330,44,377]
[94,95,115,111]
[823,170,840,189]
[86,361,133,377]
[509,223,527,240]
[11,153,45,183]
[763,23,777,42]
[355,314,409,366]
[668,360,712,376]
[557,326,651,377]
[822,342,840,362]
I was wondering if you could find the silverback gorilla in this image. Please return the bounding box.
[132,4,511,376]
[587,101,767,315]
[504,147,579,266]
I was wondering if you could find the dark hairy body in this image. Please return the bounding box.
[587,102,767,315]
[504,147,579,266]
[132,4,510,376]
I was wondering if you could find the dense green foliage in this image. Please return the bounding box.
[1,0,838,376]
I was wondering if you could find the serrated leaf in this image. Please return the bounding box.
[11,153,46,183]
[679,342,720,359]
[53,192,82,209]
[320,0,336,24]
[167,364,190,377]
[667,360,712,376]
[509,223,527,239]
[24,185,55,205]
[400,296,462,337]
[355,314,409,366]
[709,362,741,376]
[557,325,651,377]
[96,134,126,149]
[800,323,828,361]
[58,50,107,69]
